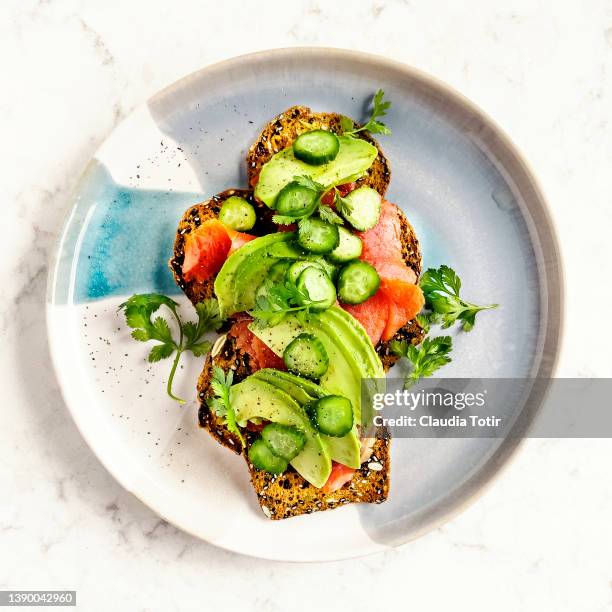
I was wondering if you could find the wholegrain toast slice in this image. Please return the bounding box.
[246,105,391,197]
[197,327,407,519]
[191,205,424,520]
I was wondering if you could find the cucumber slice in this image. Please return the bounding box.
[293,129,340,165]
[328,226,363,263]
[286,260,320,285]
[283,333,329,379]
[261,423,306,461]
[297,217,339,254]
[218,196,256,231]
[337,260,380,305]
[248,438,288,474]
[296,267,336,311]
[275,181,319,216]
[311,396,353,437]
[340,186,381,231]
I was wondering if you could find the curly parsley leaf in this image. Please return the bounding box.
[419,266,498,331]
[119,295,224,403]
[344,89,392,136]
[208,366,244,445]
[390,336,453,389]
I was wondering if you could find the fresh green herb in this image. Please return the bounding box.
[390,336,453,389]
[250,281,322,327]
[420,265,498,331]
[119,295,223,403]
[416,312,444,333]
[208,366,244,445]
[318,202,345,225]
[273,175,347,227]
[334,188,354,218]
[271,214,298,226]
[292,175,326,192]
[343,89,392,136]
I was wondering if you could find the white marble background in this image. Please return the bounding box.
[1,0,612,610]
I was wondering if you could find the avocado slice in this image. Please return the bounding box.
[214,232,295,317]
[252,369,324,404]
[319,307,385,379]
[251,369,361,469]
[249,316,363,421]
[255,136,378,208]
[230,376,331,487]
[249,306,384,423]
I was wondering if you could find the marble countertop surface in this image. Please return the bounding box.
[2,1,612,610]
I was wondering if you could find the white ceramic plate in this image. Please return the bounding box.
[47,48,562,561]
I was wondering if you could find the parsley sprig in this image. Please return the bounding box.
[420,266,498,332]
[341,89,392,136]
[119,294,223,403]
[250,280,324,327]
[390,336,453,389]
[208,366,243,445]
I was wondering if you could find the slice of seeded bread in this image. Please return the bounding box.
[196,331,392,520]
[246,105,391,197]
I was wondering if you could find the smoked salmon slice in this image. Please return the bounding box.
[182,219,232,282]
[182,220,255,282]
[228,319,286,371]
[322,461,355,493]
[341,291,390,346]
[342,200,424,343]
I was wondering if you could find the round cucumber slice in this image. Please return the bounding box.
[297,217,340,254]
[261,423,306,461]
[218,196,256,231]
[293,129,340,165]
[286,260,320,285]
[328,226,363,263]
[337,260,380,305]
[339,186,381,231]
[296,266,336,311]
[248,438,288,474]
[275,182,319,217]
[311,396,353,437]
[283,333,329,379]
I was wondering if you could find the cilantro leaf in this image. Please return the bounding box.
[208,366,244,445]
[119,295,225,403]
[318,203,344,225]
[272,214,298,226]
[339,115,355,133]
[334,189,354,217]
[390,336,453,389]
[292,174,326,192]
[344,89,392,136]
[270,175,347,227]
[420,265,498,331]
[148,343,175,363]
[250,280,322,327]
